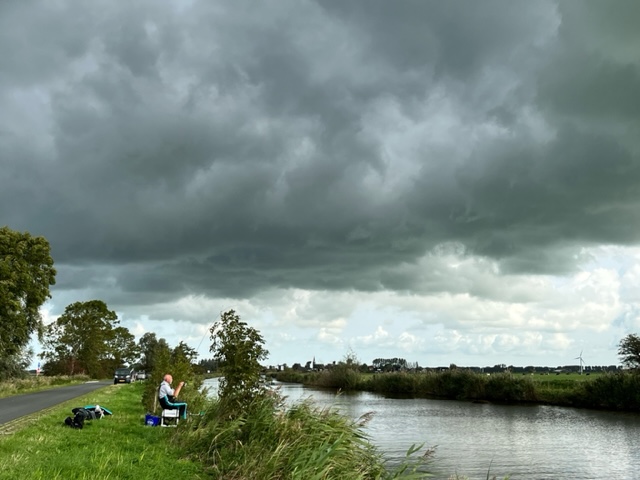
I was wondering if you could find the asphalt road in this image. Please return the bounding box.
[0,380,112,425]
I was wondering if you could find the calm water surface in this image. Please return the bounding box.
[204,378,640,479]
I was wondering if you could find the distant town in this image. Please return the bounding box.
[198,357,622,375]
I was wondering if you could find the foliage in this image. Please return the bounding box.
[618,333,640,369]
[141,336,172,411]
[372,357,408,371]
[209,309,268,412]
[109,326,138,368]
[573,371,640,411]
[141,338,206,414]
[41,300,137,378]
[137,332,164,373]
[484,373,536,402]
[370,372,418,394]
[313,352,364,390]
[196,357,219,373]
[0,226,56,371]
[0,346,33,381]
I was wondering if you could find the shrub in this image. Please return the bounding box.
[209,309,269,415]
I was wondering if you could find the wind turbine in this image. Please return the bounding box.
[575,350,585,375]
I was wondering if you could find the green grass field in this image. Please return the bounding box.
[0,382,207,480]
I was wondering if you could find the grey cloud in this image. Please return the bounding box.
[2,0,639,309]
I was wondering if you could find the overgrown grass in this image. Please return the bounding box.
[0,375,91,399]
[176,390,433,479]
[0,382,208,480]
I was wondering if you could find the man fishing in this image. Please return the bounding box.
[158,373,187,419]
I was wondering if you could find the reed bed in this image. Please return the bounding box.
[176,390,431,479]
[276,368,640,411]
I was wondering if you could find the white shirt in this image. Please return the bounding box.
[158,380,175,399]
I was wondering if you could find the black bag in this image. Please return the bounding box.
[72,407,96,420]
[64,407,93,429]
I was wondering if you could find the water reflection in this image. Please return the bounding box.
[203,378,640,479]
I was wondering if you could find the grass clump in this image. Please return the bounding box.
[0,382,207,480]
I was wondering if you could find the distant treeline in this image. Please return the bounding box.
[280,361,621,375]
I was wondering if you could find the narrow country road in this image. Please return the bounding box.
[0,381,112,425]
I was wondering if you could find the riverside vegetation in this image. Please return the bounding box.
[171,309,436,479]
[0,379,465,480]
[274,365,640,411]
[0,308,509,480]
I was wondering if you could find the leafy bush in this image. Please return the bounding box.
[209,309,269,415]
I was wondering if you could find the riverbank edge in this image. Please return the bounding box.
[272,369,640,412]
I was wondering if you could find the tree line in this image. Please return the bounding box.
[4,225,640,382]
[0,225,201,381]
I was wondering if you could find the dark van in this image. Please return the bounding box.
[114,367,135,384]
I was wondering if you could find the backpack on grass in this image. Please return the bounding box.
[63,405,113,429]
[64,408,92,429]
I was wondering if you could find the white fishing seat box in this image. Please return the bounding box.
[161,409,179,427]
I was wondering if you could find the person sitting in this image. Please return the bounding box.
[158,374,187,419]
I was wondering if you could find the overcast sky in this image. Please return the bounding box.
[2,0,640,369]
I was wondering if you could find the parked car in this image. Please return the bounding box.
[114,367,135,384]
[136,371,146,381]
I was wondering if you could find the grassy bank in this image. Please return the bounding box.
[0,382,207,480]
[0,380,431,479]
[0,375,91,399]
[274,368,640,411]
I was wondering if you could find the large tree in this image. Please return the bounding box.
[618,333,640,369]
[0,226,56,361]
[107,326,138,372]
[137,332,165,373]
[41,300,134,377]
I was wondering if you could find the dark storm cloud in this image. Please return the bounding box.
[1,0,639,306]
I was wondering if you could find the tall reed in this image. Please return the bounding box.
[176,389,431,479]
[572,371,640,410]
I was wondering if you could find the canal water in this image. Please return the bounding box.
[203,378,640,479]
